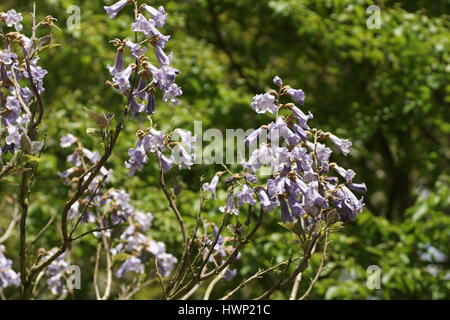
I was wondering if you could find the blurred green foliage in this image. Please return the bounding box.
[0,0,448,299]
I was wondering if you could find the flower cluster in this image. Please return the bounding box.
[102,1,198,177]
[202,76,366,225]
[104,0,182,117]
[42,248,71,295]
[0,245,20,290]
[125,127,196,176]
[0,9,48,162]
[59,134,177,279]
[112,211,177,278]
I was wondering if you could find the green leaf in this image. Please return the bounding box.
[83,107,109,129]
[113,253,132,262]
[30,141,45,154]
[23,154,43,163]
[86,128,103,138]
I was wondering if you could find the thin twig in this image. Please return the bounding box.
[299,234,328,300]
[203,266,229,300]
[0,204,19,244]
[220,259,295,300]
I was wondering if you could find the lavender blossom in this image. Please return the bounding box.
[156,253,177,277]
[104,0,129,19]
[125,40,147,59]
[287,88,305,105]
[143,5,167,27]
[202,175,220,199]
[2,9,23,31]
[131,14,161,37]
[223,269,237,281]
[60,134,77,148]
[113,65,133,93]
[0,246,20,290]
[220,192,239,215]
[348,183,367,193]
[273,75,283,87]
[332,163,355,184]
[236,184,257,207]
[107,48,124,76]
[250,93,277,114]
[116,256,145,278]
[256,188,275,212]
[328,133,352,155]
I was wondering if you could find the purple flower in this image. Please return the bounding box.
[348,183,367,193]
[67,201,80,220]
[202,175,219,199]
[83,148,101,164]
[267,177,286,199]
[152,65,179,90]
[171,144,194,169]
[245,174,258,184]
[250,93,277,114]
[162,83,182,105]
[113,65,133,93]
[316,143,332,168]
[292,106,313,130]
[156,253,177,277]
[335,186,364,221]
[147,240,166,256]
[292,123,307,141]
[143,5,167,27]
[256,188,275,212]
[146,90,156,114]
[131,14,161,37]
[2,96,21,125]
[125,40,147,59]
[280,198,294,222]
[24,64,48,93]
[287,88,305,105]
[245,127,264,147]
[287,194,305,218]
[223,269,237,281]
[236,184,257,207]
[104,0,129,19]
[125,145,148,176]
[133,211,153,231]
[67,151,81,167]
[2,9,23,31]
[116,256,144,278]
[332,164,355,184]
[20,35,33,57]
[159,151,174,172]
[256,144,276,167]
[154,45,172,66]
[142,128,165,154]
[5,125,21,152]
[173,129,196,150]
[60,134,77,148]
[58,167,76,179]
[304,185,327,215]
[220,192,239,215]
[268,117,300,146]
[129,96,144,117]
[0,245,20,289]
[0,49,17,65]
[328,133,352,155]
[273,75,283,87]
[107,48,124,76]
[43,249,70,295]
[110,190,134,223]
